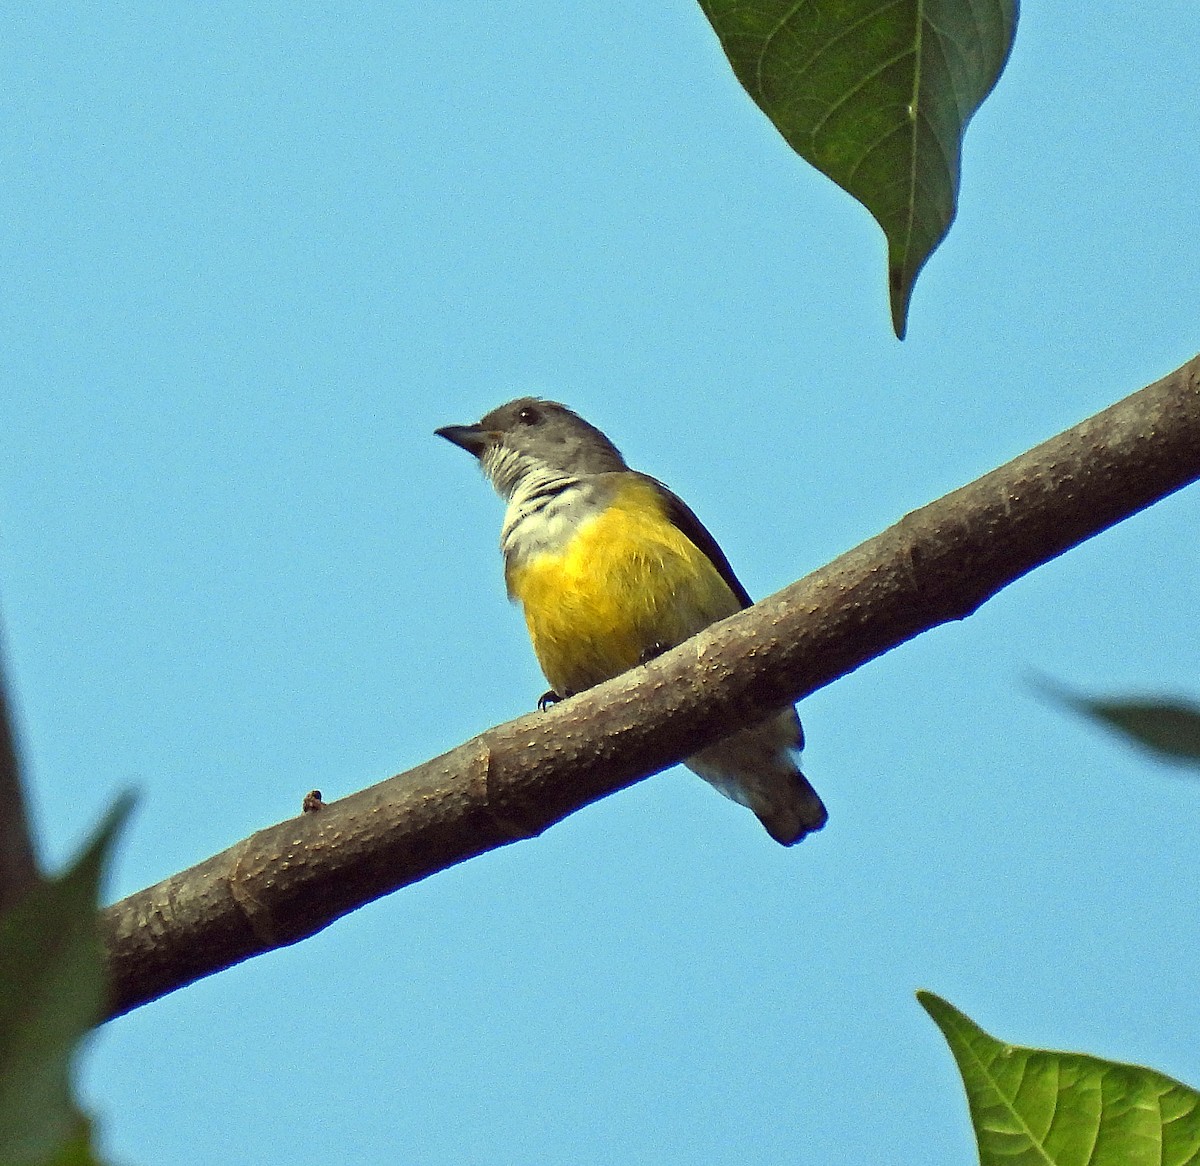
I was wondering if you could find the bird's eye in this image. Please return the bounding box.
[516,405,540,425]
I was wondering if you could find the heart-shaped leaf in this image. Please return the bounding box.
[0,796,132,1166]
[920,991,1200,1166]
[698,0,1019,337]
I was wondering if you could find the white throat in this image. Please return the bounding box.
[481,447,591,565]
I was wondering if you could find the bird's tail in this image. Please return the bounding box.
[685,708,827,846]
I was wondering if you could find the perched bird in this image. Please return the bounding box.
[436,398,827,845]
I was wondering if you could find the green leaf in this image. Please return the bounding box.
[1035,678,1200,767]
[0,796,133,1166]
[920,991,1200,1166]
[1077,699,1200,766]
[45,1124,105,1166]
[697,0,1019,337]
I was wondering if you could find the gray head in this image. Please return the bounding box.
[436,398,627,498]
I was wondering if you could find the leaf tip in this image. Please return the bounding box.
[888,265,911,340]
[916,988,948,1018]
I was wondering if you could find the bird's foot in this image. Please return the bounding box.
[538,689,565,711]
[638,641,670,666]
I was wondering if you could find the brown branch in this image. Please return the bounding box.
[0,620,41,915]
[101,353,1200,1019]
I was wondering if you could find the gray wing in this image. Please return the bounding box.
[637,473,805,753]
[634,472,754,609]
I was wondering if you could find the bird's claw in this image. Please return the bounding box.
[638,641,670,666]
[537,689,564,711]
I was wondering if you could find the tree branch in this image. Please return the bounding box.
[101,353,1200,1019]
[0,619,41,915]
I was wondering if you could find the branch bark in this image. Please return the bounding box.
[0,621,41,916]
[101,353,1200,1019]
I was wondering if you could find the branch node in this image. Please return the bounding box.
[228,838,282,946]
[475,739,544,841]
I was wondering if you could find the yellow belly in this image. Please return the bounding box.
[505,478,742,696]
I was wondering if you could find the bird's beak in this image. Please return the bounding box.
[435,423,490,458]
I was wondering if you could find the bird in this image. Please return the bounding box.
[435,398,827,845]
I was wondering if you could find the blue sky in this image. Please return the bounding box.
[2,3,1198,1163]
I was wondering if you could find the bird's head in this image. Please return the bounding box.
[436,398,626,498]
